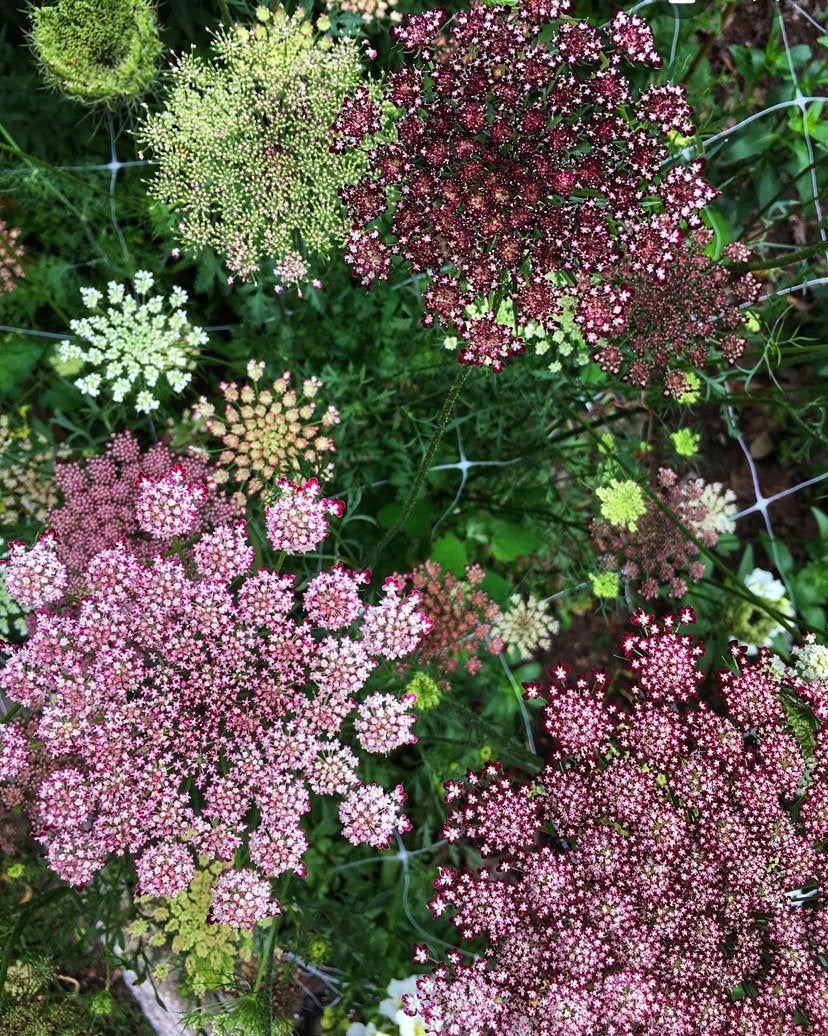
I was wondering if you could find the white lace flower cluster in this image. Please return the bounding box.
[58,271,207,413]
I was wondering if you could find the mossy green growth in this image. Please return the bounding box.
[148,859,253,997]
[30,0,162,107]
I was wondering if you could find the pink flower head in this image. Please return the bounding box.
[135,842,195,898]
[360,576,433,660]
[303,564,370,630]
[2,535,67,609]
[0,725,29,782]
[135,464,206,538]
[355,692,418,754]
[209,869,279,929]
[609,11,662,67]
[265,478,344,555]
[48,432,241,586]
[413,617,828,1034]
[194,522,255,583]
[339,782,411,848]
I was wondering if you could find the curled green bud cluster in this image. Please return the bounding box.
[589,570,621,600]
[139,8,374,282]
[407,671,442,711]
[30,0,162,107]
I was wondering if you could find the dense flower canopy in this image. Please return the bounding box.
[404,612,828,1035]
[336,2,759,392]
[47,431,241,585]
[0,488,431,927]
[139,7,378,282]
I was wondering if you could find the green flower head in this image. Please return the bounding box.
[139,8,377,282]
[596,479,647,532]
[670,428,701,458]
[676,371,702,406]
[589,571,620,600]
[30,0,161,107]
[407,672,442,711]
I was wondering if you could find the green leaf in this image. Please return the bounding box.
[491,521,545,562]
[430,532,469,575]
[0,337,42,397]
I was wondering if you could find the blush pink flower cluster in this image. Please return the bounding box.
[404,612,828,1035]
[48,431,241,585]
[402,561,503,675]
[0,489,429,929]
[135,465,207,538]
[2,534,67,610]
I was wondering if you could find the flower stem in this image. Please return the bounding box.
[728,240,828,273]
[256,921,278,1036]
[369,364,471,566]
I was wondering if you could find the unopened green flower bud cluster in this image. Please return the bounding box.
[139,8,375,282]
[29,0,161,107]
[58,272,206,414]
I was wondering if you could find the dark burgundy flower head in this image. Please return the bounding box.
[334,2,758,388]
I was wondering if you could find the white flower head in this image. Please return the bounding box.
[64,275,205,413]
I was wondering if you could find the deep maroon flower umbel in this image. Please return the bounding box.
[403,613,828,1034]
[336,3,759,392]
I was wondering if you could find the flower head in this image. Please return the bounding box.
[58,274,206,413]
[195,369,339,495]
[138,9,378,281]
[336,3,757,390]
[136,842,196,899]
[592,469,736,599]
[2,535,67,609]
[265,478,344,555]
[338,783,411,849]
[596,479,647,532]
[729,567,795,652]
[793,637,828,683]
[209,870,278,930]
[136,465,206,539]
[494,594,559,659]
[48,431,241,586]
[403,562,502,675]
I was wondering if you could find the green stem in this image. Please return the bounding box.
[0,703,22,725]
[256,921,278,1036]
[728,240,828,273]
[369,365,471,566]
